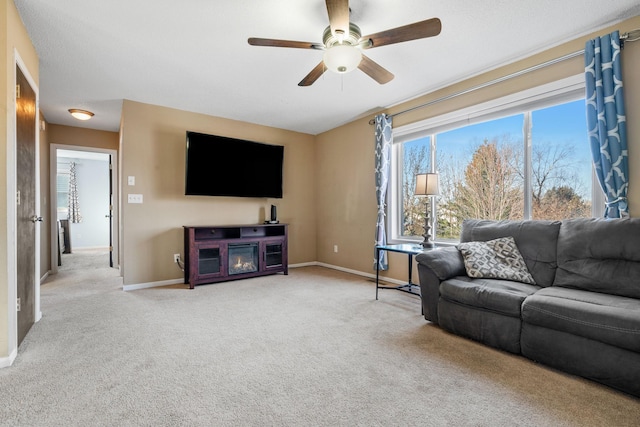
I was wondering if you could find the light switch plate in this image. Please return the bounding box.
[128,176,135,186]
[128,194,143,204]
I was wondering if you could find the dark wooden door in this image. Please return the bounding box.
[16,65,37,345]
[108,155,113,267]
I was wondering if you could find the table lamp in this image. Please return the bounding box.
[414,173,440,248]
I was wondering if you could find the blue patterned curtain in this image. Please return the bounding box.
[374,114,392,270]
[585,31,628,218]
[68,161,83,223]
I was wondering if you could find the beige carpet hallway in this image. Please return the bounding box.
[1,258,639,426]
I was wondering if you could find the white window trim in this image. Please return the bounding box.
[389,74,601,244]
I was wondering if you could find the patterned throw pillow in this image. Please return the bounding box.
[457,236,536,284]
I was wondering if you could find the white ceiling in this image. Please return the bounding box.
[14,0,640,135]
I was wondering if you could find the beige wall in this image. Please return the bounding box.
[48,124,119,151]
[316,15,640,284]
[316,118,377,274]
[119,100,316,285]
[1,0,38,358]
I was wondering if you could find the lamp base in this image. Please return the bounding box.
[421,240,436,249]
[422,208,435,249]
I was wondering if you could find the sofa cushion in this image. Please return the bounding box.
[460,219,561,287]
[440,276,540,317]
[555,218,640,299]
[458,236,536,284]
[522,287,640,353]
[521,323,640,397]
[438,299,523,354]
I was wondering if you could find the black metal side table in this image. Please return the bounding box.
[375,243,431,300]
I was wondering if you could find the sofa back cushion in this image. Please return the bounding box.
[460,219,561,287]
[555,218,640,298]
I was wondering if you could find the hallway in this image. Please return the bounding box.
[44,249,121,292]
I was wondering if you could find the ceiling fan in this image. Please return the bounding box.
[248,0,441,86]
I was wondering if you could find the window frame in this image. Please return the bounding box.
[388,74,603,244]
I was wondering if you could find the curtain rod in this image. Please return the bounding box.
[369,28,640,125]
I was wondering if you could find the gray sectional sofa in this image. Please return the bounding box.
[415,218,640,397]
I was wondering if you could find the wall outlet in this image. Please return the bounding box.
[333,245,339,253]
[173,254,180,263]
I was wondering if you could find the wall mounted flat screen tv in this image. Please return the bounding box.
[185,131,284,198]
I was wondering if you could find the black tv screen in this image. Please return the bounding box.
[185,131,284,198]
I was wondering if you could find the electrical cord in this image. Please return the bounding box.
[175,256,184,272]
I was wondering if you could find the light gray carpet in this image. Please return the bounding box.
[59,248,112,271]
[1,259,639,426]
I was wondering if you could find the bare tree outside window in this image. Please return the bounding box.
[449,140,523,222]
[400,140,430,237]
[396,99,593,242]
[528,144,591,220]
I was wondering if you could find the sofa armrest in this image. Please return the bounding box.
[416,247,466,324]
[416,246,466,280]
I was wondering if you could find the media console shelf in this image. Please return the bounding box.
[183,224,288,289]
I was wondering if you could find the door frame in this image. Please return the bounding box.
[5,51,41,366]
[49,145,119,273]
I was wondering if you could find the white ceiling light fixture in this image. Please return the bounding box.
[323,44,362,73]
[68,109,94,120]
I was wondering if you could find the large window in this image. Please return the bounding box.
[390,76,601,243]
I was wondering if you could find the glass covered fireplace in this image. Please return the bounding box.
[228,243,259,275]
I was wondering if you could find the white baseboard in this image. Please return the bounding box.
[122,262,408,291]
[289,261,318,268]
[122,278,185,292]
[0,348,17,369]
[40,271,49,283]
[122,263,321,291]
[315,262,407,286]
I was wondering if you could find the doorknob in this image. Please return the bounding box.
[30,215,43,223]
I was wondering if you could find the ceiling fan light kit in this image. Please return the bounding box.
[248,0,441,86]
[321,22,363,73]
[323,45,362,73]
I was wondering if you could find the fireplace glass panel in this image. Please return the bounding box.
[228,243,259,275]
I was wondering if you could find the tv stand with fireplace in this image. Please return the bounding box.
[183,224,288,289]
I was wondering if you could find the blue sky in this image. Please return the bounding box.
[404,99,593,200]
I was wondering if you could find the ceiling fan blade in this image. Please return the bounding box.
[358,55,394,84]
[361,18,442,49]
[325,0,350,36]
[298,62,326,86]
[248,37,323,50]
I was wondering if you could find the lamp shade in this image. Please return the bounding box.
[323,45,362,74]
[415,173,440,196]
